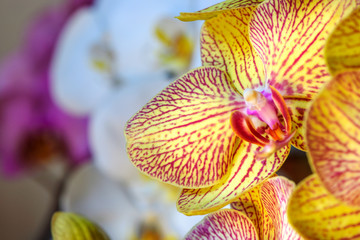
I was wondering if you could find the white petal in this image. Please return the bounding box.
[105,0,198,76]
[90,73,169,181]
[51,7,112,116]
[128,179,205,238]
[61,163,204,239]
[61,163,139,239]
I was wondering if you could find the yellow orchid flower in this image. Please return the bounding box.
[185,177,303,239]
[288,175,360,240]
[305,7,360,207]
[126,0,358,216]
[287,8,360,239]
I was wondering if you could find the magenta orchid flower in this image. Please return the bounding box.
[0,0,93,176]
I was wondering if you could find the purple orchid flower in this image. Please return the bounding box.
[0,0,93,176]
[24,0,93,70]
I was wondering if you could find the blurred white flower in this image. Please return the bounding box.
[61,163,204,239]
[51,0,203,181]
[89,74,169,181]
[52,0,200,115]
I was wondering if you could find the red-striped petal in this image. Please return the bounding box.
[232,176,302,240]
[307,70,360,206]
[249,0,357,99]
[185,209,258,240]
[231,180,275,239]
[177,142,290,215]
[325,8,360,74]
[288,174,360,240]
[126,67,243,188]
[201,7,266,92]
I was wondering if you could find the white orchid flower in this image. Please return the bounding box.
[61,163,204,239]
[51,0,207,181]
[52,0,201,115]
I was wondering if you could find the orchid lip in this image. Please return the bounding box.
[230,86,293,158]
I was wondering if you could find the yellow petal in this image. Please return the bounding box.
[126,67,243,188]
[284,97,311,151]
[201,0,356,151]
[51,212,109,240]
[184,209,259,240]
[177,141,290,215]
[260,177,302,239]
[250,0,357,99]
[176,0,266,22]
[232,176,301,239]
[325,8,360,74]
[306,70,360,206]
[231,179,276,239]
[288,174,360,240]
[201,7,265,92]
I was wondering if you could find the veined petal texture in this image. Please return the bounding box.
[260,177,301,240]
[250,0,357,98]
[201,7,265,92]
[177,143,290,215]
[232,176,302,240]
[126,67,243,188]
[307,70,360,206]
[231,179,275,239]
[288,174,360,240]
[248,0,357,150]
[185,209,258,240]
[325,7,360,74]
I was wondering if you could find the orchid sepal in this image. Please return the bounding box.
[288,174,360,240]
[176,0,267,22]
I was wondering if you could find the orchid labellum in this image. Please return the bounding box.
[126,0,359,215]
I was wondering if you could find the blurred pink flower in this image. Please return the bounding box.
[24,0,93,70]
[0,0,94,176]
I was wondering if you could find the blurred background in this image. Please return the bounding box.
[0,0,209,239]
[0,1,311,239]
[0,1,62,239]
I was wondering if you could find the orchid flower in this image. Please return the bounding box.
[51,0,208,182]
[287,8,360,239]
[60,163,204,239]
[51,0,200,115]
[23,0,93,70]
[185,176,302,239]
[305,7,360,207]
[288,175,360,240]
[0,0,92,176]
[125,0,359,215]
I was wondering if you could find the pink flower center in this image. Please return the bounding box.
[230,86,295,159]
